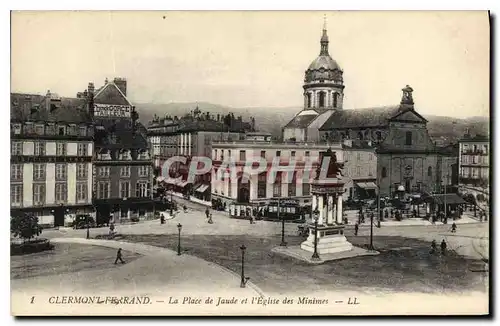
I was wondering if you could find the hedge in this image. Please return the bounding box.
[11,238,54,256]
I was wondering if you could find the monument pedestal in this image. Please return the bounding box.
[300,224,353,254]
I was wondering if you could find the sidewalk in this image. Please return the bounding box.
[344,210,482,227]
[170,191,212,207]
[13,237,263,297]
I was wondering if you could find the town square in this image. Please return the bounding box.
[10,11,490,316]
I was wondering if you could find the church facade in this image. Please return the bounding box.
[283,25,457,197]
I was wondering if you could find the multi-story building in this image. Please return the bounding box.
[458,133,489,194]
[89,78,154,222]
[148,108,253,199]
[342,140,378,200]
[10,91,94,227]
[211,133,343,214]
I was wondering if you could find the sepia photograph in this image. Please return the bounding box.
[9,10,490,316]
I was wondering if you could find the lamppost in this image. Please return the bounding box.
[240,245,250,288]
[369,208,375,251]
[311,207,320,261]
[177,223,182,256]
[86,214,90,239]
[279,199,287,247]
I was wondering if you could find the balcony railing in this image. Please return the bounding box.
[459,176,489,188]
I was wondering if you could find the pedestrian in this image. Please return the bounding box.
[430,239,437,254]
[114,248,125,264]
[208,213,214,224]
[183,205,188,213]
[205,208,210,219]
[354,223,359,236]
[440,239,447,255]
[451,223,457,233]
[384,209,389,220]
[109,222,115,236]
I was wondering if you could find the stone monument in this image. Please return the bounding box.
[300,148,353,255]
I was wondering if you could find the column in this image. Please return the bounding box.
[188,133,192,156]
[180,134,184,155]
[336,194,343,224]
[312,194,317,212]
[328,90,331,107]
[312,91,316,108]
[303,93,307,108]
[318,195,324,225]
[327,195,334,224]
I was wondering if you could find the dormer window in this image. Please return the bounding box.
[139,150,149,160]
[67,124,77,135]
[11,124,21,135]
[58,125,66,136]
[35,124,45,135]
[24,123,34,134]
[79,126,87,136]
[119,150,131,160]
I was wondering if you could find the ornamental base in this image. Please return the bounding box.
[300,224,353,255]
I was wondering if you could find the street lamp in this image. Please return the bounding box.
[177,223,182,256]
[279,199,287,247]
[369,209,375,251]
[86,214,90,239]
[240,245,250,288]
[311,207,320,261]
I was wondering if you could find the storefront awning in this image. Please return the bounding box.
[177,181,191,188]
[429,194,466,205]
[195,184,210,193]
[357,182,377,189]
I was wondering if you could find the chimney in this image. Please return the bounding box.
[113,77,127,96]
[217,113,220,121]
[104,77,109,85]
[88,82,95,95]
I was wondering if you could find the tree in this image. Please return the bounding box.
[11,213,43,243]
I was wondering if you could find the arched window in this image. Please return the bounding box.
[319,91,326,108]
[382,167,387,178]
[333,93,339,108]
[428,166,432,177]
[358,132,364,140]
[306,93,312,108]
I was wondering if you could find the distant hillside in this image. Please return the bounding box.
[136,102,489,143]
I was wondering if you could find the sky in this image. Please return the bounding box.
[11,11,490,118]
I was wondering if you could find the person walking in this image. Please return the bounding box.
[114,248,125,264]
[451,222,457,233]
[440,239,447,255]
[205,208,210,219]
[208,213,214,224]
[430,240,437,254]
[354,223,359,236]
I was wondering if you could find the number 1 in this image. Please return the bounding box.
[30,296,35,304]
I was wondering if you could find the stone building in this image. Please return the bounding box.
[10,91,94,227]
[342,140,378,200]
[147,108,253,198]
[210,133,343,213]
[90,78,154,222]
[458,133,489,195]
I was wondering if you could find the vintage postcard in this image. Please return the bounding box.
[10,10,490,316]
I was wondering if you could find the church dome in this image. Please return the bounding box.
[307,55,341,71]
[304,27,343,83]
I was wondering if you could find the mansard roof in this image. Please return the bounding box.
[10,93,92,124]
